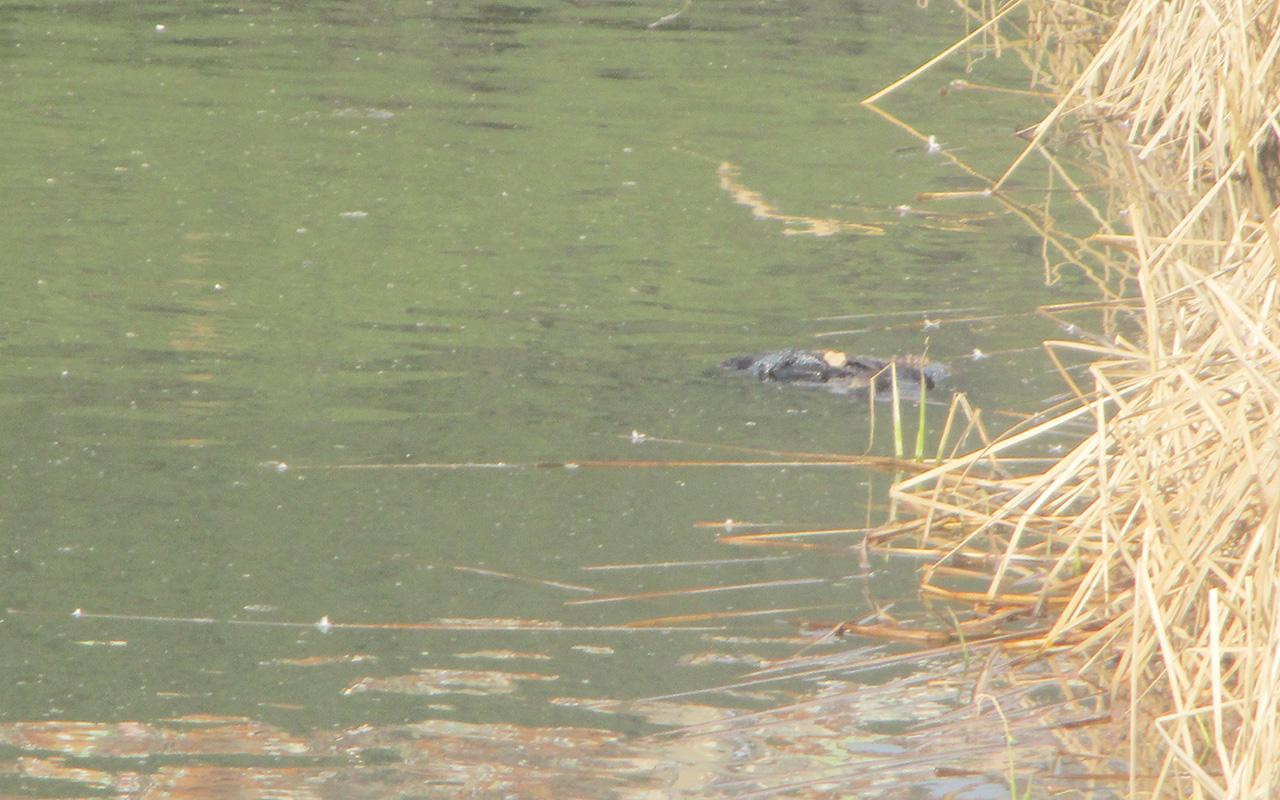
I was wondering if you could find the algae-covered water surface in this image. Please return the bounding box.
[1,0,1090,794]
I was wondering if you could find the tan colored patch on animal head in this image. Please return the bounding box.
[821,350,848,367]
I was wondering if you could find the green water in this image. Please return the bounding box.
[2,0,1085,754]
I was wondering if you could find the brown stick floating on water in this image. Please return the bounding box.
[813,306,985,322]
[718,533,860,553]
[618,433,880,463]
[625,605,841,628]
[298,457,917,471]
[691,519,778,529]
[824,621,953,646]
[582,555,794,571]
[720,526,869,541]
[920,583,1072,607]
[564,577,826,606]
[450,564,597,594]
[64,609,723,633]
[289,432,940,475]
[616,432,921,465]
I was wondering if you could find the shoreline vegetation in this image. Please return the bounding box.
[869,0,1280,796]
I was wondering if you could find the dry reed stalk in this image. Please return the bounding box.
[870,0,1280,796]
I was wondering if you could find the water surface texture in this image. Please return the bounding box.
[3,0,1087,779]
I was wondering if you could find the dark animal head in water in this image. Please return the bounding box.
[722,348,949,400]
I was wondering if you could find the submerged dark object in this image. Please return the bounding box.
[722,348,948,400]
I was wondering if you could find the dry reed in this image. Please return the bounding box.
[871,0,1280,796]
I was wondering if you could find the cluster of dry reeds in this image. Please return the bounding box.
[882,0,1280,796]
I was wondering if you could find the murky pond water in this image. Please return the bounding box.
[2,0,1093,794]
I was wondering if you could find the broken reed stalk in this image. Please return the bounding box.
[868,0,1280,796]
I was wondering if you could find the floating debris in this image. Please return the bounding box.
[454,650,553,662]
[717,162,885,237]
[343,668,558,697]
